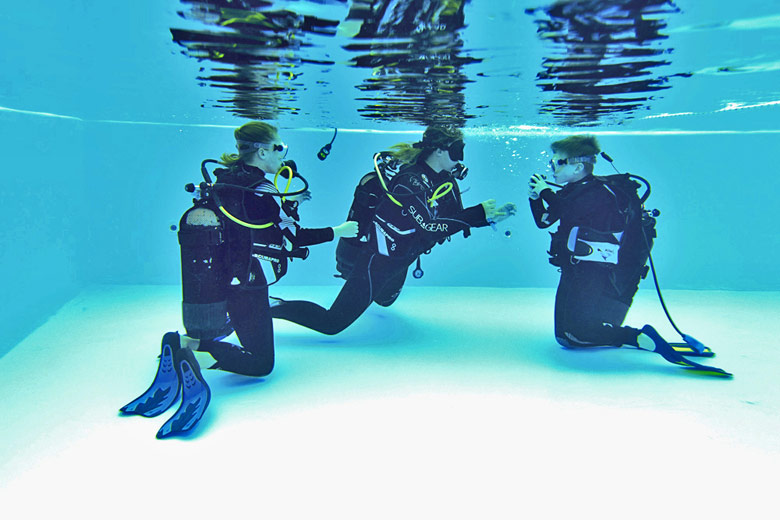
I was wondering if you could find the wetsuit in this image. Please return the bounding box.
[271,159,488,334]
[530,174,646,348]
[196,162,334,375]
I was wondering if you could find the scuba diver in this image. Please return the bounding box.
[528,134,731,377]
[271,125,517,335]
[120,122,358,438]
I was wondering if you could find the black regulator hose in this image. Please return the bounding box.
[317,128,338,161]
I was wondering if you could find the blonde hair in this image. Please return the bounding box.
[220,121,279,167]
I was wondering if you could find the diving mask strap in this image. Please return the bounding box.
[235,140,264,150]
[568,155,597,165]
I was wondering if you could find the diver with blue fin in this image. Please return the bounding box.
[528,134,731,377]
[120,122,358,438]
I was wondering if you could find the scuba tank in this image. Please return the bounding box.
[178,159,310,339]
[178,200,230,340]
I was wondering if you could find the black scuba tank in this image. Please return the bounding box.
[177,202,231,340]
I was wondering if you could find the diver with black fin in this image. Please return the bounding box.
[271,125,517,335]
[528,134,731,377]
[120,122,358,438]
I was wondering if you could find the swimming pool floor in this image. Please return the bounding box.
[1,285,778,518]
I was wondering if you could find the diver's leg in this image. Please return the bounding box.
[554,265,640,348]
[553,270,573,345]
[271,252,378,335]
[271,274,372,335]
[198,284,275,377]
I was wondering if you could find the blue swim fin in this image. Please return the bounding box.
[120,332,182,417]
[156,348,211,439]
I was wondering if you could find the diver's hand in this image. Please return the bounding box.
[333,221,359,239]
[528,173,551,200]
[490,202,518,223]
[482,200,518,221]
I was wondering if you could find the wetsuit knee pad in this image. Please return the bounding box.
[374,291,401,307]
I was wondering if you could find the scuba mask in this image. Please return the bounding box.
[447,140,465,162]
[549,155,596,171]
[413,136,465,162]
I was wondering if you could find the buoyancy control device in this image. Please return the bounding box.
[549,172,656,285]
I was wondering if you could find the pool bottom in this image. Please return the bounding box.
[1,285,777,517]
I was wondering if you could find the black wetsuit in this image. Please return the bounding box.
[530,174,646,348]
[196,162,334,375]
[271,160,488,334]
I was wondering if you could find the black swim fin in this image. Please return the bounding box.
[120,332,182,417]
[156,347,211,439]
[641,325,732,378]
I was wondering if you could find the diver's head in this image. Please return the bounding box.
[549,134,600,184]
[221,121,288,173]
[417,125,465,173]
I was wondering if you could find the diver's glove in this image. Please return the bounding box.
[528,173,552,200]
[494,202,517,222]
[490,202,518,223]
[333,221,359,239]
[482,200,518,223]
[481,199,498,219]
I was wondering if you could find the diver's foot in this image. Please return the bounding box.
[120,332,182,417]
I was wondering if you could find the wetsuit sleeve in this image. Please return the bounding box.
[393,176,488,243]
[274,198,335,247]
[285,225,335,247]
[529,188,560,229]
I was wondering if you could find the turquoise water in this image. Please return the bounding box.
[1,2,778,347]
[2,2,780,515]
[1,1,779,349]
